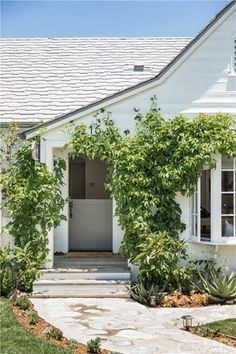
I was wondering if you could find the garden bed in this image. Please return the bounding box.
[9,298,109,354]
[189,319,236,349]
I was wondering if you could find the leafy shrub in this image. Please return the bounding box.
[87,337,102,353]
[193,265,236,304]
[68,339,78,350]
[44,326,63,341]
[15,296,31,310]
[0,244,43,295]
[28,311,39,325]
[0,246,16,296]
[128,281,164,306]
[131,232,189,291]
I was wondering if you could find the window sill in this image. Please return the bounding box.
[189,239,236,246]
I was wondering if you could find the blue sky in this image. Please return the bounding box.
[1,1,229,37]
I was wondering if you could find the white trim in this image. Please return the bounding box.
[211,154,222,242]
[45,146,54,268]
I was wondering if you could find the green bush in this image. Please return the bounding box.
[44,326,63,341]
[0,244,43,295]
[15,296,31,310]
[28,311,39,325]
[67,339,78,350]
[0,246,16,296]
[87,337,102,353]
[131,232,189,291]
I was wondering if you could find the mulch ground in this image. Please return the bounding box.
[13,304,109,354]
[160,291,208,307]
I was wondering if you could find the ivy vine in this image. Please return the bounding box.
[67,99,236,261]
[0,124,67,292]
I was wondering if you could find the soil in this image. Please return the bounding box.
[13,304,109,354]
[160,291,208,307]
[189,327,236,349]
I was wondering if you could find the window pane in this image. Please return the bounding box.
[222,171,233,192]
[191,214,195,235]
[195,216,198,237]
[222,194,234,214]
[222,216,234,237]
[222,156,234,169]
[200,170,211,241]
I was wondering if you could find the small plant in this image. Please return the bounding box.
[15,296,31,310]
[193,265,236,304]
[87,337,102,353]
[128,281,164,306]
[28,311,39,325]
[44,326,63,341]
[68,339,78,350]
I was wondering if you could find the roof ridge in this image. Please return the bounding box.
[1,36,193,40]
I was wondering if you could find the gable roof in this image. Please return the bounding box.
[0,37,191,124]
[3,0,236,137]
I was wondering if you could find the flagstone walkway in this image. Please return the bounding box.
[32,298,236,354]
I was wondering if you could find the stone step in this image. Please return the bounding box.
[40,270,130,281]
[32,279,130,298]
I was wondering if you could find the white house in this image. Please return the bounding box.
[1,1,236,270]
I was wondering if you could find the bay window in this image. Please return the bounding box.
[190,155,236,243]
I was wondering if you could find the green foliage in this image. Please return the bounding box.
[193,265,236,304]
[44,327,63,341]
[86,337,102,353]
[0,244,44,294]
[132,231,188,291]
[0,299,71,354]
[0,246,16,296]
[0,123,67,293]
[67,99,236,268]
[15,296,31,311]
[128,281,164,306]
[67,339,78,350]
[28,311,39,325]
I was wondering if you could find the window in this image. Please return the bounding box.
[190,155,236,242]
[221,156,236,237]
[191,169,211,241]
[231,38,236,74]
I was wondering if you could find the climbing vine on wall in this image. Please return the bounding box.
[0,123,67,292]
[67,99,236,260]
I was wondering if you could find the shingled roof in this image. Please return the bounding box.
[0,37,191,124]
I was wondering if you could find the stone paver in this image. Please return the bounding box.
[32,298,236,354]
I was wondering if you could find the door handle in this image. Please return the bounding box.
[69,201,73,218]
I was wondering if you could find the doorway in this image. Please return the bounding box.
[69,157,112,251]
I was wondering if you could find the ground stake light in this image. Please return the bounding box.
[181,315,193,330]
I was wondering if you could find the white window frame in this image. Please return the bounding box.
[190,154,236,244]
[221,156,236,239]
[230,37,236,75]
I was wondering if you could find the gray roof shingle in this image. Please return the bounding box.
[0,37,191,124]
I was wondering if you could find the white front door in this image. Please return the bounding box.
[68,156,113,251]
[69,199,112,251]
